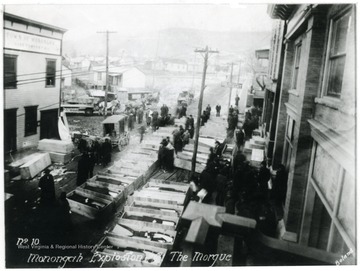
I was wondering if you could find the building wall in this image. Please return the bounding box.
[122,68,146,88]
[300,4,356,254]
[270,4,356,257]
[4,15,64,151]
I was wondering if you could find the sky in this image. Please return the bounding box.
[4,3,272,36]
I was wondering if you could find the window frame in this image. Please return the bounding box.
[45,58,57,87]
[24,106,38,137]
[322,8,352,98]
[291,40,302,90]
[4,54,18,89]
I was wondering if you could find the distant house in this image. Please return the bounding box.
[150,58,188,73]
[61,63,72,89]
[89,65,146,90]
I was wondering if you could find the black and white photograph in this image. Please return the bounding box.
[1,0,357,268]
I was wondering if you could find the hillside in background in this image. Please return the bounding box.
[63,27,271,62]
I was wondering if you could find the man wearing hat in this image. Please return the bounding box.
[38,168,55,206]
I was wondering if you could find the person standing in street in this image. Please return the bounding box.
[77,152,89,186]
[38,168,56,206]
[139,124,146,143]
[235,94,240,107]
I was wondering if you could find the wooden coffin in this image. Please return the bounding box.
[130,196,184,216]
[78,182,115,202]
[174,157,205,174]
[93,235,167,267]
[67,189,113,219]
[95,172,139,196]
[249,139,265,150]
[20,152,51,179]
[48,152,72,164]
[121,206,178,228]
[149,178,190,193]
[133,188,186,205]
[251,148,264,169]
[108,218,177,249]
[183,144,211,155]
[38,139,74,154]
[178,151,208,164]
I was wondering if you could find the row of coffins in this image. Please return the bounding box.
[174,115,228,173]
[92,177,190,267]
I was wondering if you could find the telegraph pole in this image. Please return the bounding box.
[227,63,234,114]
[236,61,241,95]
[191,46,219,178]
[97,30,116,118]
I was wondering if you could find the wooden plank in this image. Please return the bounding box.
[38,139,74,154]
[185,217,209,245]
[20,152,51,179]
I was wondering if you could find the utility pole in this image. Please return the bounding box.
[227,63,234,114]
[97,30,116,118]
[236,61,241,95]
[191,46,219,178]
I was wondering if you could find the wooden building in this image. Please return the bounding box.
[3,13,66,153]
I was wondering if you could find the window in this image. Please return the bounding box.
[292,42,302,89]
[283,116,295,171]
[46,59,56,87]
[24,106,38,136]
[97,72,102,80]
[325,10,351,97]
[4,54,17,89]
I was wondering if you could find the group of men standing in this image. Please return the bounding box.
[76,137,112,186]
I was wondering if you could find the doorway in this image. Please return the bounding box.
[40,109,60,140]
[4,108,17,153]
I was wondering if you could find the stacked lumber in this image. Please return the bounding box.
[38,139,74,164]
[20,152,51,179]
[93,178,190,267]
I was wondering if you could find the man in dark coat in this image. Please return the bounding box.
[38,168,56,206]
[236,128,245,148]
[235,95,240,106]
[257,161,271,200]
[189,115,195,127]
[77,152,89,186]
[102,138,112,167]
[270,165,288,205]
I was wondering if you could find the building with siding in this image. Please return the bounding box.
[267,4,355,260]
[3,13,66,153]
[89,65,146,90]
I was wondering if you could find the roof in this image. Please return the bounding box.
[101,114,127,124]
[267,4,296,20]
[4,12,67,33]
[92,65,143,76]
